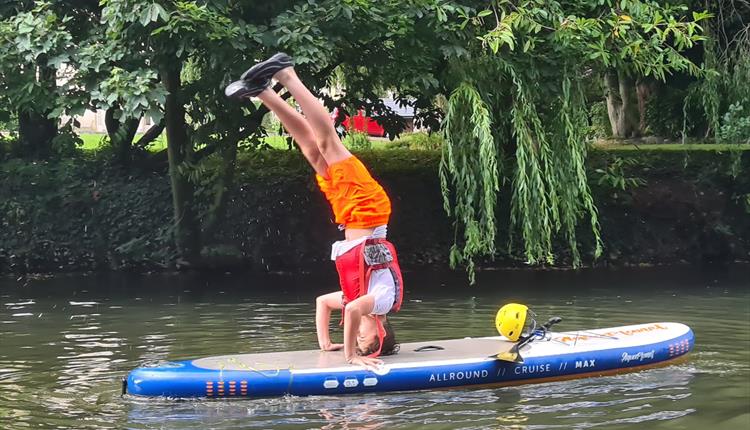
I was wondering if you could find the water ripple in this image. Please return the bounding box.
[0,269,747,429]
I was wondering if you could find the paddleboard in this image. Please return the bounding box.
[124,322,693,398]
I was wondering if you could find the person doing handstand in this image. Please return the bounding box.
[225,53,403,368]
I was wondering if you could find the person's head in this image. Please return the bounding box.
[357,316,398,357]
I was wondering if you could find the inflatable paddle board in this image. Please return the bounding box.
[124,322,693,398]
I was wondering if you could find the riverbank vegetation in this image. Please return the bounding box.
[1,1,748,277]
[1,147,747,273]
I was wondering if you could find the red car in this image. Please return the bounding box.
[331,108,386,137]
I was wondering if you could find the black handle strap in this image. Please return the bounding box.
[414,345,445,352]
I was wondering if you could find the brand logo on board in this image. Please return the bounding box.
[621,350,655,363]
[553,324,668,344]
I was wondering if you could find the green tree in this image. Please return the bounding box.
[691,0,749,141]
[1,0,715,278]
[0,1,164,161]
[96,0,260,265]
[0,2,69,157]
[95,0,460,267]
[0,1,105,157]
[438,0,708,280]
[79,43,168,165]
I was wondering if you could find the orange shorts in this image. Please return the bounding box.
[316,156,391,229]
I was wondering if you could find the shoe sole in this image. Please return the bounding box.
[225,79,270,99]
[240,53,293,82]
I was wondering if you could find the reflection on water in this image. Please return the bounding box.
[0,266,748,429]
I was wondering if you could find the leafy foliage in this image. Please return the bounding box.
[595,156,647,190]
[0,2,73,111]
[588,101,612,139]
[0,0,740,279]
[719,102,750,177]
[645,86,707,139]
[440,83,499,281]
[719,103,750,145]
[2,149,749,273]
[387,132,445,150]
[342,131,372,150]
[689,0,750,141]
[438,0,706,275]
[0,155,175,271]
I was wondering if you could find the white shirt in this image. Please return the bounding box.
[330,225,388,260]
[330,225,394,315]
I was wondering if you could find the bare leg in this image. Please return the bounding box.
[255,88,328,176]
[273,68,352,165]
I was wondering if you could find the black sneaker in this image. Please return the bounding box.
[240,52,294,82]
[224,78,270,99]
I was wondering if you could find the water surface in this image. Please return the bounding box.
[1,266,748,429]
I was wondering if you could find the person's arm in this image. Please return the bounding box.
[316,292,344,351]
[343,295,383,368]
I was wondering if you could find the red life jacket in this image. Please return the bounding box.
[334,238,404,357]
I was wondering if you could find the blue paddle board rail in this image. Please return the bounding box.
[125,323,694,398]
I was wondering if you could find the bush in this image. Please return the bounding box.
[588,101,612,139]
[594,156,647,190]
[0,156,175,272]
[645,87,707,139]
[719,103,750,144]
[50,125,84,157]
[0,135,13,161]
[0,111,17,159]
[261,111,282,135]
[342,131,372,150]
[387,132,444,150]
[0,110,16,134]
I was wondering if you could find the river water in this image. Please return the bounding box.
[0,266,748,429]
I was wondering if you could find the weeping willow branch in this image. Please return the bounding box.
[439,0,706,280]
[691,1,750,139]
[690,2,750,175]
[507,67,557,265]
[441,68,602,280]
[555,74,603,264]
[440,83,499,283]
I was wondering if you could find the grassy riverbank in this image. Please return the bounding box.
[76,132,417,152]
[593,141,750,152]
[77,131,750,153]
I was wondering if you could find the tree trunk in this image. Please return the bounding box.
[17,109,57,158]
[636,78,655,135]
[104,107,139,165]
[604,69,640,138]
[201,101,272,242]
[16,62,57,157]
[160,61,201,266]
[201,132,239,243]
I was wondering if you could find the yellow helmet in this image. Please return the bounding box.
[495,303,533,342]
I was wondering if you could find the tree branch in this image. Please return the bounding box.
[135,120,165,147]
